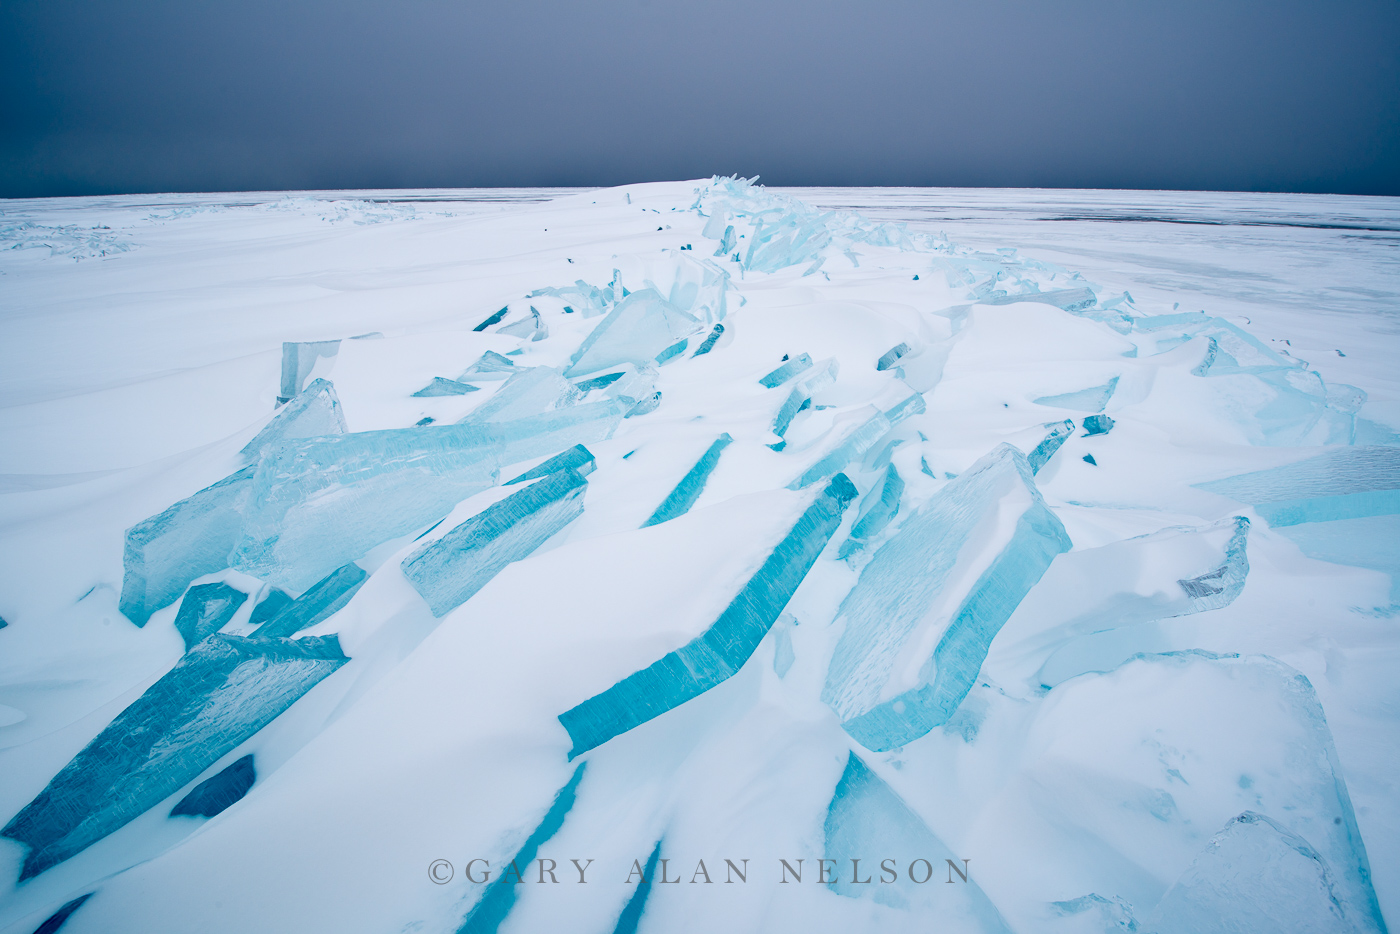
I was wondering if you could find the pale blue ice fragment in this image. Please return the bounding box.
[876,343,910,371]
[626,393,661,418]
[402,469,589,617]
[691,324,724,357]
[253,563,366,638]
[1146,812,1368,934]
[838,463,903,559]
[1194,447,1400,527]
[459,351,517,382]
[574,372,624,393]
[120,466,255,627]
[1033,376,1119,413]
[600,364,658,410]
[823,445,1071,751]
[505,445,596,484]
[413,377,479,397]
[463,367,578,423]
[241,378,346,464]
[232,404,624,591]
[173,582,248,650]
[642,434,733,527]
[882,392,926,426]
[564,289,701,378]
[612,842,662,934]
[248,589,293,628]
[789,396,921,490]
[279,340,340,403]
[559,474,859,758]
[824,752,1012,928]
[1027,419,1074,474]
[458,764,585,934]
[654,338,688,365]
[1177,517,1250,611]
[2,633,346,879]
[31,893,92,934]
[714,225,736,256]
[1081,414,1115,436]
[496,307,545,339]
[772,388,811,439]
[472,307,509,332]
[759,353,813,388]
[979,287,1096,312]
[170,755,255,818]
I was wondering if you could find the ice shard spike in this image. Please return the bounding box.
[759,353,813,388]
[559,473,858,759]
[459,351,517,382]
[170,755,256,818]
[2,634,347,879]
[691,324,724,357]
[823,444,1071,752]
[1027,419,1074,474]
[838,463,904,558]
[472,307,509,332]
[173,582,249,650]
[120,466,255,627]
[642,434,733,527]
[279,340,341,404]
[253,563,366,639]
[403,469,589,617]
[458,764,585,934]
[505,445,596,484]
[241,378,346,463]
[31,894,93,934]
[412,377,479,397]
[876,343,910,371]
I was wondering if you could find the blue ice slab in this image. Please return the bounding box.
[612,842,663,934]
[1034,376,1119,413]
[759,354,813,388]
[241,378,346,464]
[254,563,366,638]
[505,445,596,485]
[459,351,517,382]
[979,287,1096,312]
[642,434,733,527]
[838,463,904,559]
[458,764,585,934]
[876,343,910,371]
[173,583,249,650]
[413,377,479,397]
[2,634,346,879]
[278,340,340,403]
[472,307,509,332]
[574,372,624,393]
[564,289,701,378]
[31,893,93,934]
[463,367,578,424]
[120,466,255,627]
[1147,812,1376,934]
[559,474,858,758]
[691,324,724,357]
[496,307,546,340]
[248,589,293,628]
[823,445,1071,752]
[231,402,625,591]
[1194,447,1400,527]
[789,396,922,490]
[1276,514,1400,604]
[824,752,1012,927]
[170,755,255,818]
[1081,414,1115,436]
[403,469,589,617]
[1027,419,1074,474]
[772,388,812,439]
[654,339,688,365]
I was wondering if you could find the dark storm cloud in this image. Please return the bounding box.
[2,0,1397,196]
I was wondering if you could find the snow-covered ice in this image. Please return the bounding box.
[0,179,1396,933]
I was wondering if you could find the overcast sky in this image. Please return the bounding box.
[3,0,1398,197]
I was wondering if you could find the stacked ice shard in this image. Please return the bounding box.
[823,445,1071,751]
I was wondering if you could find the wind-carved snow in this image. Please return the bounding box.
[0,177,1395,934]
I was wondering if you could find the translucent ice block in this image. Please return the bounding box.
[824,752,1011,927]
[402,469,589,617]
[772,388,812,440]
[838,463,904,559]
[759,353,813,388]
[120,466,255,627]
[254,563,367,638]
[173,582,249,650]
[1146,812,1367,934]
[574,372,624,393]
[472,307,509,332]
[564,289,701,378]
[458,764,585,934]
[1033,376,1118,413]
[279,340,340,403]
[505,445,596,484]
[1027,419,1074,474]
[559,474,858,758]
[642,434,733,527]
[2,634,347,879]
[459,351,518,382]
[1194,446,1400,527]
[231,403,625,591]
[413,377,479,397]
[654,339,688,365]
[169,755,256,819]
[1081,414,1115,436]
[462,367,578,424]
[789,396,922,490]
[248,588,293,627]
[1177,516,1250,611]
[876,343,910,372]
[241,378,346,463]
[823,445,1071,751]
[691,323,724,357]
